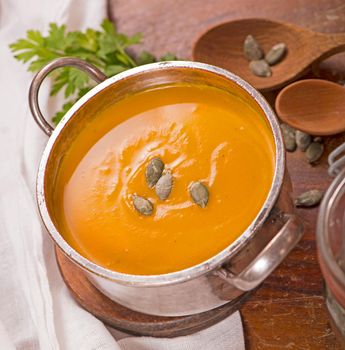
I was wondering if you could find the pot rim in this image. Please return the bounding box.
[37,61,285,287]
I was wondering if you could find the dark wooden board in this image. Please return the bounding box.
[108,1,345,348]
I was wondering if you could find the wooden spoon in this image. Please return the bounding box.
[193,18,345,92]
[275,79,345,136]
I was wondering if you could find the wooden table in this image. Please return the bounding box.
[109,1,345,348]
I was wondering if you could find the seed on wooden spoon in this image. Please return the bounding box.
[243,35,264,61]
[156,171,173,200]
[294,189,323,208]
[295,130,311,152]
[132,195,153,216]
[193,19,345,92]
[146,157,164,188]
[265,43,287,66]
[306,142,324,164]
[281,123,296,152]
[189,181,209,208]
[249,60,272,77]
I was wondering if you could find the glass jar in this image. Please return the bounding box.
[317,167,345,344]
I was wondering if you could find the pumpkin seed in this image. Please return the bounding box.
[243,35,264,61]
[313,136,323,143]
[296,130,311,152]
[294,189,323,208]
[189,181,209,208]
[265,43,287,66]
[281,123,296,152]
[132,195,153,216]
[146,157,164,188]
[306,142,324,163]
[249,60,272,77]
[155,171,173,200]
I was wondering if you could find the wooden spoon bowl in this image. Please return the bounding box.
[275,79,345,136]
[193,18,345,92]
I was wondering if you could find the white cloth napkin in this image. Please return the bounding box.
[0,0,245,349]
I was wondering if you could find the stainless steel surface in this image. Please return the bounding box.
[30,57,303,316]
[328,142,345,177]
[28,57,107,136]
[215,214,303,291]
[317,168,345,341]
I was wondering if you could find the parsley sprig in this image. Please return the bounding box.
[10,19,177,124]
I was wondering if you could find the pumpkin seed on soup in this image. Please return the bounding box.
[132,195,153,216]
[306,142,324,164]
[243,35,264,61]
[156,171,173,200]
[189,181,209,208]
[146,157,164,188]
[265,43,287,66]
[294,189,323,208]
[249,60,272,77]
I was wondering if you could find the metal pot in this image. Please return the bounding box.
[29,58,303,317]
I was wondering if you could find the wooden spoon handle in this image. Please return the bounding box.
[318,32,345,56]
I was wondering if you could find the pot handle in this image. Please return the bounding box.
[28,57,107,136]
[214,214,303,291]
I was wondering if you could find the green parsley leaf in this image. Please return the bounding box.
[52,100,75,125]
[160,52,178,61]
[137,51,156,65]
[10,19,179,125]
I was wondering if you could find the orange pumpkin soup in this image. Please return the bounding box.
[54,83,275,275]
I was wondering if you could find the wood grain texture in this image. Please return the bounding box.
[275,79,345,135]
[107,1,345,347]
[240,134,345,350]
[193,19,345,91]
[108,0,345,80]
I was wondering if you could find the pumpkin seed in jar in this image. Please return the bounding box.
[155,171,173,200]
[146,157,164,188]
[189,181,209,208]
[281,123,296,152]
[265,43,287,66]
[294,189,323,207]
[306,142,324,164]
[243,35,264,61]
[132,195,153,216]
[249,60,272,77]
[296,130,311,152]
